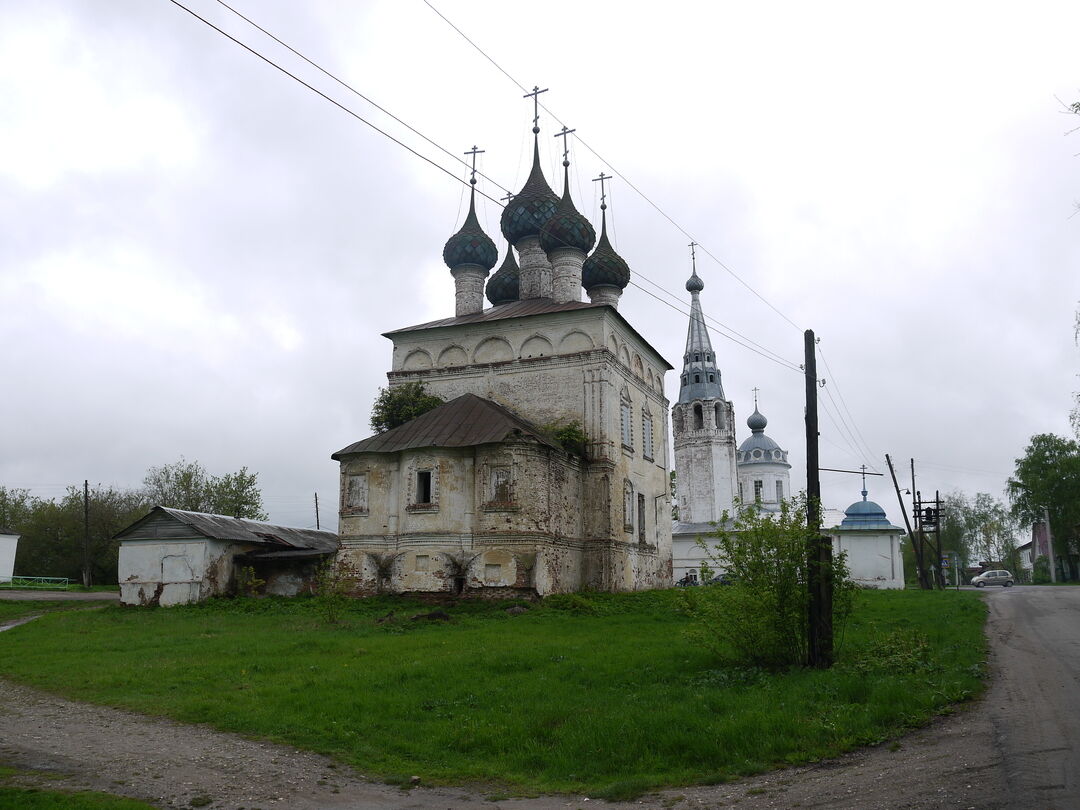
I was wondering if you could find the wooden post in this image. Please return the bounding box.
[805,330,832,667]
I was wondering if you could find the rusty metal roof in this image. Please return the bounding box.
[383,298,601,335]
[332,393,561,458]
[115,506,339,552]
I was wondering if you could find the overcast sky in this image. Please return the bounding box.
[3,0,1078,532]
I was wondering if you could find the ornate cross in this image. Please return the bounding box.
[688,241,698,270]
[752,386,760,407]
[554,125,576,162]
[500,191,515,204]
[523,85,549,130]
[592,171,610,207]
[463,145,484,185]
[860,464,868,492]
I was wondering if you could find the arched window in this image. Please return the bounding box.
[620,391,633,450]
[694,353,700,361]
[694,374,701,383]
[623,480,634,532]
[693,403,704,430]
[642,410,655,460]
[714,403,723,428]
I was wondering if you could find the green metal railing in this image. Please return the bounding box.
[0,576,71,590]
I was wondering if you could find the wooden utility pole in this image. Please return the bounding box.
[314,492,321,530]
[82,479,91,588]
[886,453,925,588]
[805,330,832,668]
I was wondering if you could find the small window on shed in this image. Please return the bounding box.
[416,470,433,504]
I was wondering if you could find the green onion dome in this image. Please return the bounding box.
[539,170,596,254]
[442,189,498,271]
[581,206,629,291]
[499,137,558,245]
[486,243,519,305]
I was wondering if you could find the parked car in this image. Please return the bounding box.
[705,574,733,586]
[971,569,1014,587]
[675,574,699,587]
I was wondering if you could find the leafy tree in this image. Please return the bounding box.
[679,496,856,669]
[369,382,444,433]
[539,420,588,456]
[142,458,267,520]
[1008,433,1080,578]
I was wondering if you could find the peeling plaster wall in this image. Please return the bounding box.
[119,538,238,606]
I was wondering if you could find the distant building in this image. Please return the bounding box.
[116,507,338,606]
[0,526,19,583]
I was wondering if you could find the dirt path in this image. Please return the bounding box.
[1,587,1076,809]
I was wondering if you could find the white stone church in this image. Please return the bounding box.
[333,123,672,596]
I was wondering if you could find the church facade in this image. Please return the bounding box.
[333,124,673,596]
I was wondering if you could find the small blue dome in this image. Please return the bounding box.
[839,494,897,530]
[747,407,767,432]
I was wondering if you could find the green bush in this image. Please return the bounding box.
[1033,555,1051,584]
[679,497,856,668]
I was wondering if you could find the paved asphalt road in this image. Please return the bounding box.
[0,585,1078,808]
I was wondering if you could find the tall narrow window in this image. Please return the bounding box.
[738,482,744,502]
[621,397,633,449]
[775,480,784,503]
[693,403,704,430]
[417,470,433,504]
[714,403,723,428]
[753,480,763,503]
[491,466,512,502]
[642,411,654,460]
[344,472,368,513]
[637,493,646,543]
[623,480,634,532]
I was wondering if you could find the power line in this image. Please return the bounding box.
[818,347,879,464]
[166,0,506,208]
[212,0,512,196]
[422,0,804,334]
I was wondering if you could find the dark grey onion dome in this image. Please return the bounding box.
[500,137,559,244]
[747,407,768,432]
[581,207,630,290]
[443,190,498,271]
[686,269,704,293]
[486,243,519,305]
[539,169,596,254]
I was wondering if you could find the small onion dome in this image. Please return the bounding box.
[500,137,559,245]
[686,270,704,293]
[442,190,498,271]
[486,243,519,305]
[539,170,596,254]
[747,407,768,432]
[582,207,630,291]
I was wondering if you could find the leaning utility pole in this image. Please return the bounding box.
[805,330,832,668]
[886,454,926,588]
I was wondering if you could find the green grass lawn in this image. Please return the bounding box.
[0,589,986,799]
[0,601,102,624]
[0,765,156,809]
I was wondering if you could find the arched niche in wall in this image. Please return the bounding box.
[402,349,433,370]
[559,330,594,353]
[437,345,469,367]
[520,334,553,358]
[631,354,644,379]
[473,336,514,364]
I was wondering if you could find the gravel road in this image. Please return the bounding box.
[1,586,1077,809]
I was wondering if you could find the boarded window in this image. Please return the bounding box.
[416,470,433,504]
[621,399,633,448]
[485,563,501,583]
[415,554,429,572]
[642,411,654,459]
[491,466,512,502]
[623,480,634,532]
[345,473,368,512]
[738,481,744,503]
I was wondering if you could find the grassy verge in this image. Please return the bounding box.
[0,601,100,624]
[0,589,985,798]
[0,765,157,809]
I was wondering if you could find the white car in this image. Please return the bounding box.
[971,569,1014,588]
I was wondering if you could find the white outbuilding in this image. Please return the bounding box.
[828,490,905,589]
[0,526,19,583]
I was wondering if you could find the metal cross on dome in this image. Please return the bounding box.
[592,171,611,207]
[523,85,549,130]
[752,386,760,408]
[463,145,484,186]
[689,241,698,271]
[554,125,576,163]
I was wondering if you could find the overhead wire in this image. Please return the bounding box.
[422,0,804,334]
[818,347,879,465]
